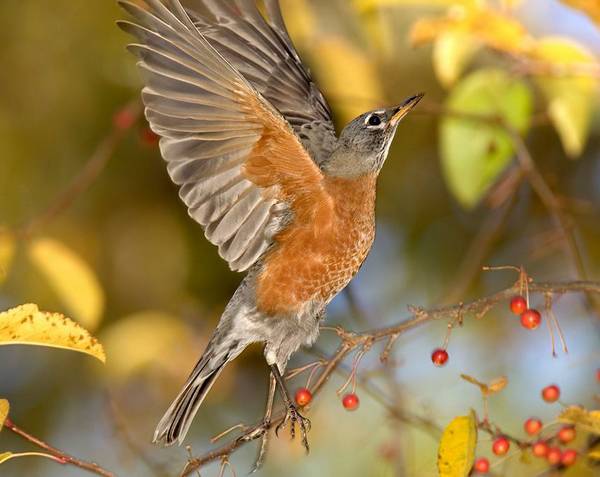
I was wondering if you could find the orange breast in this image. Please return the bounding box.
[255,174,377,316]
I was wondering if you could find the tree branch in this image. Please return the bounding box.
[181,279,600,476]
[4,417,115,477]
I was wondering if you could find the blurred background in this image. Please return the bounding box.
[0,0,599,476]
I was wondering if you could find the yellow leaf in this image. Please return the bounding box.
[561,0,600,26]
[410,7,533,55]
[0,303,105,363]
[433,31,480,87]
[460,374,507,396]
[487,376,508,394]
[0,399,8,431]
[0,229,15,286]
[310,37,384,125]
[460,373,488,393]
[530,37,598,158]
[355,0,478,13]
[280,0,315,45]
[437,412,477,477]
[559,406,600,434]
[0,452,13,464]
[588,449,600,460]
[27,237,104,331]
[102,311,196,378]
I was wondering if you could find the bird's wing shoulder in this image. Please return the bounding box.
[119,0,333,272]
[180,0,338,164]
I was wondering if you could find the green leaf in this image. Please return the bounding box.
[437,411,478,477]
[440,69,533,208]
[532,37,597,158]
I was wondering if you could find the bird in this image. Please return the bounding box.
[118,0,422,464]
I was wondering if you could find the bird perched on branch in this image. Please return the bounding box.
[118,0,422,467]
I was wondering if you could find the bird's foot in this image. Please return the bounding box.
[275,403,311,453]
[249,420,271,473]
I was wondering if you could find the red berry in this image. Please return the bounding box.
[541,384,560,403]
[113,107,136,130]
[561,449,577,466]
[342,393,359,411]
[294,387,312,407]
[557,425,576,443]
[546,446,562,465]
[524,418,543,435]
[140,127,160,146]
[431,348,449,367]
[510,295,527,315]
[492,436,510,456]
[520,309,542,330]
[531,440,548,458]
[473,457,490,474]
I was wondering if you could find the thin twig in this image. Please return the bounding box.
[181,279,600,476]
[4,418,115,477]
[17,101,142,239]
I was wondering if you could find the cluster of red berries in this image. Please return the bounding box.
[294,388,360,411]
[509,295,541,330]
[473,384,578,474]
[428,295,545,368]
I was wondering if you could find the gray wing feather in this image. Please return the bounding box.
[181,0,338,164]
[119,0,304,272]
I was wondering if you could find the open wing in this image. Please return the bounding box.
[119,0,332,271]
[180,0,338,164]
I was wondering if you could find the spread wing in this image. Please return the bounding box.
[180,0,338,164]
[118,0,333,272]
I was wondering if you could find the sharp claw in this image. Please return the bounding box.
[275,403,311,453]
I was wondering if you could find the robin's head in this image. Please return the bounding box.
[323,93,424,177]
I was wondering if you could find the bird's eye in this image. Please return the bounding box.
[367,114,382,126]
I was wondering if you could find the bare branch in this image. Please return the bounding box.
[181,279,600,476]
[4,417,115,477]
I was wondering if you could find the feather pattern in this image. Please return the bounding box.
[180,0,338,163]
[119,0,335,272]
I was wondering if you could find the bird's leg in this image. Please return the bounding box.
[250,372,277,473]
[270,364,311,453]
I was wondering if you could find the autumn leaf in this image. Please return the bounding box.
[561,0,600,26]
[0,303,105,363]
[27,237,104,331]
[461,374,507,396]
[440,68,533,208]
[589,449,600,460]
[438,411,477,477]
[559,406,600,434]
[433,31,480,87]
[530,37,598,158]
[102,311,196,378]
[410,6,534,55]
[355,0,478,13]
[0,229,15,286]
[0,399,8,431]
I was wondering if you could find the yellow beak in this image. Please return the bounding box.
[389,93,424,127]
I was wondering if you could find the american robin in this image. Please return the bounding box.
[118,0,422,462]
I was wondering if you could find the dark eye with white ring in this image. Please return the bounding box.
[367,114,382,126]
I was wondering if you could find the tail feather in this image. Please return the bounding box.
[153,341,239,446]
